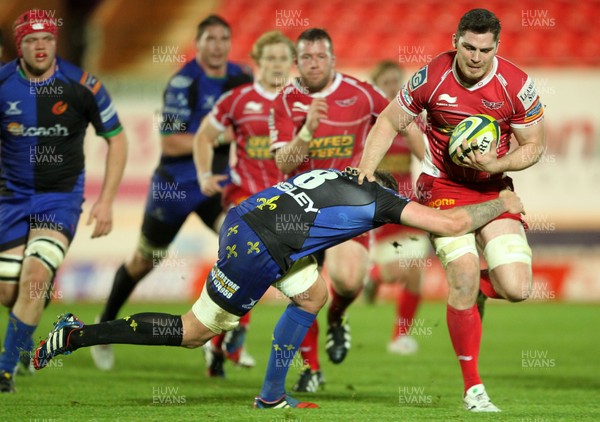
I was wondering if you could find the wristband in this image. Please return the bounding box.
[198,171,212,182]
[298,125,313,143]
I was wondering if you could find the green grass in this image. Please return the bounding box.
[1,300,599,421]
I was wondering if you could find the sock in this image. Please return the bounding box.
[100,264,139,322]
[447,304,482,392]
[479,269,502,299]
[211,333,226,356]
[394,289,422,338]
[328,288,360,326]
[299,320,320,370]
[259,304,316,402]
[0,312,37,373]
[238,312,251,327]
[70,313,183,350]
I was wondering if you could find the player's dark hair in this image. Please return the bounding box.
[457,9,501,41]
[374,170,399,192]
[196,15,230,40]
[297,28,333,54]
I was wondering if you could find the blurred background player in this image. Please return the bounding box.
[90,14,252,371]
[0,9,127,393]
[357,8,545,412]
[363,60,431,355]
[269,28,389,392]
[193,30,295,376]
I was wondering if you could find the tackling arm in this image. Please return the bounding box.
[400,190,524,237]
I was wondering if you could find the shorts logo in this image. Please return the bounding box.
[226,225,239,236]
[427,198,455,208]
[241,298,258,310]
[211,267,240,299]
[256,196,280,210]
[247,241,261,254]
[52,101,68,115]
[225,245,238,258]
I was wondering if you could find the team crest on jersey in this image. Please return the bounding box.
[482,99,504,110]
[409,66,428,91]
[243,101,263,114]
[256,196,280,210]
[335,96,357,107]
[52,101,68,115]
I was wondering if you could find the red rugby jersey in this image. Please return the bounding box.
[210,82,284,193]
[270,73,389,175]
[398,51,544,183]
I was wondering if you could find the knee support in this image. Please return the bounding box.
[0,254,23,283]
[483,234,532,271]
[24,236,66,275]
[432,233,478,267]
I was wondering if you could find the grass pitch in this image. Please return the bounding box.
[1,300,599,421]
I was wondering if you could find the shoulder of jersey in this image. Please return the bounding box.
[227,62,253,77]
[0,59,17,84]
[57,57,102,93]
[167,60,201,89]
[495,54,528,86]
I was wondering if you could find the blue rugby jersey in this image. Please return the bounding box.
[236,169,411,271]
[0,58,122,195]
[159,60,252,172]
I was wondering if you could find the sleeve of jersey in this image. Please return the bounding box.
[160,75,196,136]
[511,75,544,129]
[84,76,123,138]
[209,90,235,132]
[269,92,296,152]
[373,186,411,225]
[396,65,430,118]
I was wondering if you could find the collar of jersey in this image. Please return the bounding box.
[17,62,59,86]
[294,72,342,98]
[451,55,498,91]
[254,81,278,101]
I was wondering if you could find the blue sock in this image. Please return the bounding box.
[259,304,317,402]
[0,312,37,373]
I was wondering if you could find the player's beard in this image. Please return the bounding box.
[302,73,332,93]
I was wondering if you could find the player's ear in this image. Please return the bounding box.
[452,33,457,49]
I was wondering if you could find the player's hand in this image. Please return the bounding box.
[355,167,376,185]
[305,98,328,133]
[200,174,228,196]
[499,189,525,215]
[87,200,113,238]
[456,140,501,173]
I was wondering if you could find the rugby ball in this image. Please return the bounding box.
[448,114,500,165]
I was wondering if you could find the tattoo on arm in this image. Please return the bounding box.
[462,199,506,232]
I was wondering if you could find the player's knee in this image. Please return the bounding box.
[0,253,22,307]
[484,234,532,302]
[127,252,155,279]
[496,269,532,302]
[24,236,65,276]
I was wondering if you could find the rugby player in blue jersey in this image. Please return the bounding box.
[0,9,128,393]
[33,168,524,408]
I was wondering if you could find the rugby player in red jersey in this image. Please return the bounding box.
[269,28,390,392]
[357,9,545,412]
[193,30,295,376]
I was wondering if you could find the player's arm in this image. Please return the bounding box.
[400,190,524,237]
[357,100,415,183]
[400,121,425,161]
[88,130,128,238]
[193,116,228,196]
[274,98,327,174]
